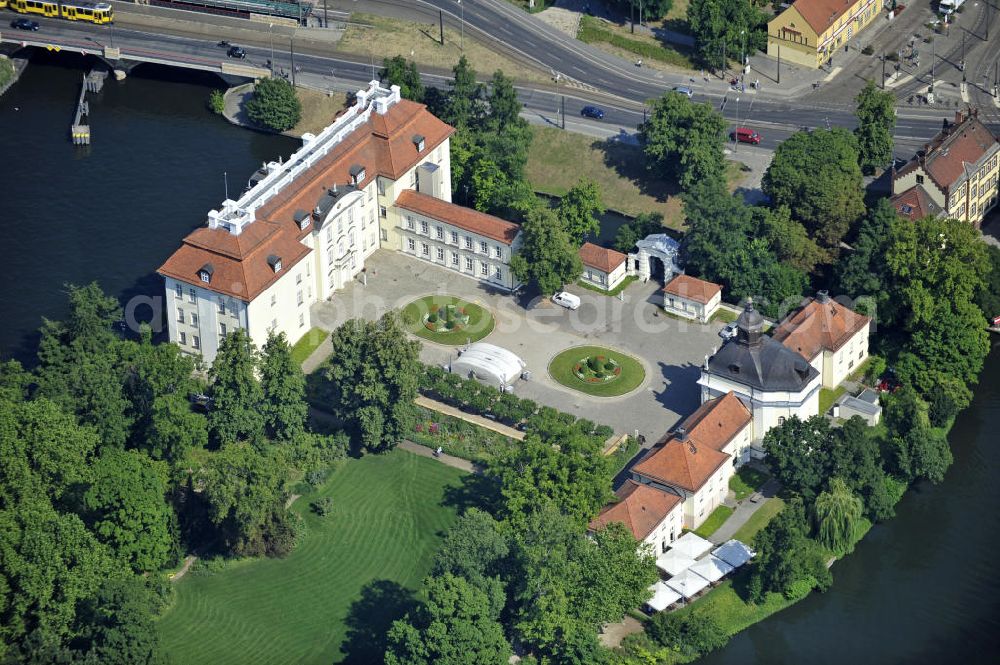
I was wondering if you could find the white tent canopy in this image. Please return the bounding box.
[665,568,711,600]
[656,549,696,577]
[689,555,734,583]
[646,581,682,612]
[712,539,755,569]
[450,343,526,389]
[672,532,714,559]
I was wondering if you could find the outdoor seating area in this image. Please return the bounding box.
[645,535,755,614]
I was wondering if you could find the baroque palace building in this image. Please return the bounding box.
[158,82,521,363]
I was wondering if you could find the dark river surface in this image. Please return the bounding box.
[2,51,999,665]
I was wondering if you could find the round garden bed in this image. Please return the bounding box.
[402,295,495,346]
[548,345,646,397]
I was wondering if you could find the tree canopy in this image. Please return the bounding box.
[687,0,767,69]
[641,91,727,191]
[854,80,896,174]
[246,77,302,133]
[208,329,266,446]
[259,332,308,442]
[509,205,583,295]
[380,56,424,102]
[558,178,605,244]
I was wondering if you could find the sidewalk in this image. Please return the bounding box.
[399,440,478,474]
[709,476,781,544]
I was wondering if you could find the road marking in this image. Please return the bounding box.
[823,66,843,82]
[886,73,914,89]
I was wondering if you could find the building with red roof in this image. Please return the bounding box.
[662,274,722,323]
[578,242,628,291]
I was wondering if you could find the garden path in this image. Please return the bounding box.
[414,395,525,441]
[398,440,478,474]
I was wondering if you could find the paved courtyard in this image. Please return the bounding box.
[310,251,725,442]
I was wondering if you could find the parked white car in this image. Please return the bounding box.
[552,291,581,310]
[718,323,738,341]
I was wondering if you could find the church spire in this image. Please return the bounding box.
[736,298,764,347]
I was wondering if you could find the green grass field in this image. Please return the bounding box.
[157,449,468,665]
[290,327,331,366]
[402,295,495,346]
[819,385,847,415]
[731,496,785,544]
[693,505,735,538]
[548,345,646,397]
[729,466,770,501]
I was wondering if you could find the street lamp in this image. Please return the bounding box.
[458,0,464,50]
[268,23,275,76]
[740,29,746,78]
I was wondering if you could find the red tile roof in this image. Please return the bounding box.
[158,97,454,300]
[788,0,860,37]
[395,190,521,244]
[588,480,682,541]
[675,392,752,452]
[894,110,999,194]
[632,438,730,494]
[890,186,942,221]
[663,274,722,304]
[773,295,871,360]
[578,242,627,273]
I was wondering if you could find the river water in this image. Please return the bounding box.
[2,52,999,665]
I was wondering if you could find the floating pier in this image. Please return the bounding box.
[70,70,108,145]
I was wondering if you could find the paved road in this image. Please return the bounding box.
[3,3,987,157]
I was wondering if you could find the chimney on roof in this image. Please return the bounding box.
[676,427,688,442]
[816,290,831,304]
[955,109,965,125]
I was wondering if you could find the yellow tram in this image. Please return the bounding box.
[8,0,114,23]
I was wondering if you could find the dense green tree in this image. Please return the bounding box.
[0,360,30,403]
[762,128,865,247]
[687,0,767,69]
[83,449,177,574]
[384,573,511,665]
[896,300,990,396]
[575,522,658,626]
[433,508,510,618]
[753,205,828,275]
[613,212,664,253]
[259,332,308,442]
[641,91,727,190]
[831,417,894,521]
[606,0,675,21]
[145,393,208,472]
[883,387,954,484]
[558,178,605,243]
[246,77,301,132]
[380,56,424,102]
[0,497,119,656]
[854,80,896,174]
[974,244,1000,319]
[488,431,613,529]
[443,56,484,129]
[68,577,167,665]
[208,329,265,446]
[927,376,965,427]
[201,441,293,557]
[485,69,521,131]
[325,312,420,453]
[813,478,864,553]
[835,198,897,321]
[761,415,833,503]
[509,205,583,295]
[747,498,831,602]
[646,607,728,658]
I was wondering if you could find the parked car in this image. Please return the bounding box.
[11,18,40,31]
[580,105,605,120]
[731,127,762,144]
[227,46,247,59]
[672,85,694,98]
[189,393,213,412]
[719,323,738,340]
[552,291,581,310]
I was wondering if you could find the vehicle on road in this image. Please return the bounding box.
[731,127,761,144]
[938,0,964,14]
[719,323,738,340]
[227,46,247,59]
[9,0,113,24]
[552,291,581,310]
[672,85,694,98]
[580,105,605,120]
[10,18,40,30]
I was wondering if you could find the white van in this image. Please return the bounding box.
[552,291,581,310]
[939,0,964,15]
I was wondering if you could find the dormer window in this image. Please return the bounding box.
[199,263,214,284]
[267,255,282,273]
[349,164,366,185]
[294,209,311,230]
[412,134,425,152]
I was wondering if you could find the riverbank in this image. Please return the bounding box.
[0,55,29,98]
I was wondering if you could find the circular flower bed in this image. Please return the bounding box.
[423,303,471,333]
[572,354,623,384]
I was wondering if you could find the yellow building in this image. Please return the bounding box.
[767,0,881,69]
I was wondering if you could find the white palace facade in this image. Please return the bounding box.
[158,82,521,363]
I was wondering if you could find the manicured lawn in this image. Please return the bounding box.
[819,385,847,415]
[402,295,495,346]
[577,15,695,70]
[673,575,800,638]
[291,327,331,366]
[710,308,739,324]
[729,466,770,501]
[731,496,784,544]
[549,346,646,397]
[693,505,735,538]
[157,449,468,665]
[577,275,639,297]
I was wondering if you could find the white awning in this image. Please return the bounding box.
[646,581,682,612]
[712,539,755,569]
[451,343,526,389]
[656,549,696,577]
[665,568,711,600]
[672,532,714,559]
[688,555,734,583]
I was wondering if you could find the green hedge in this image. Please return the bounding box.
[577,16,694,69]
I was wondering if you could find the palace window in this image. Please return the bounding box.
[175,284,182,298]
